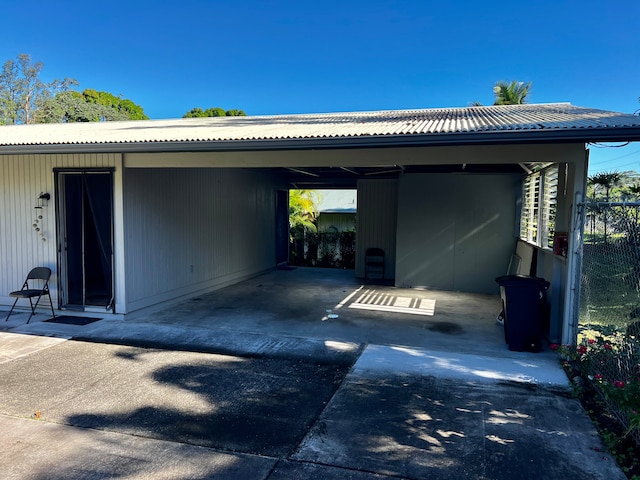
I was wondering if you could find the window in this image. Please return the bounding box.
[519,165,559,249]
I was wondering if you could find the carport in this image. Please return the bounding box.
[125,267,508,357]
[2,103,640,349]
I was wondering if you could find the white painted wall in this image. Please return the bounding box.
[122,168,278,312]
[395,173,521,294]
[317,213,356,233]
[0,154,121,308]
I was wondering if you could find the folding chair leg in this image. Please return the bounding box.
[47,293,55,320]
[5,298,20,322]
[26,296,40,325]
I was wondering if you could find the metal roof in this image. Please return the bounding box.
[1,103,639,153]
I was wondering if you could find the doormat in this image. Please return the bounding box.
[44,316,101,326]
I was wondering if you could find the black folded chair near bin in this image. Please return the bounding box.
[495,274,550,352]
[5,267,56,324]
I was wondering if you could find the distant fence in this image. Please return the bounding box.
[290,230,356,269]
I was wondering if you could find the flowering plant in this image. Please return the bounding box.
[550,324,640,437]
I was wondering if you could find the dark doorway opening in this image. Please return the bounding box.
[276,190,289,265]
[56,170,114,311]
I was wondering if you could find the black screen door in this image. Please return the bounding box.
[57,171,114,310]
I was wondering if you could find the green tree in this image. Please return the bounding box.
[36,89,147,123]
[492,80,532,105]
[470,80,532,107]
[289,190,318,236]
[589,171,624,244]
[590,171,623,202]
[0,53,76,124]
[183,107,246,118]
[225,109,246,116]
[80,89,148,120]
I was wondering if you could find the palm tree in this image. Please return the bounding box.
[589,171,623,244]
[470,80,532,107]
[492,81,532,105]
[289,189,319,236]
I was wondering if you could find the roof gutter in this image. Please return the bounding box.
[1,127,639,155]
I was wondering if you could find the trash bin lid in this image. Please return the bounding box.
[495,274,550,289]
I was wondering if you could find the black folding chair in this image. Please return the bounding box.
[5,267,56,324]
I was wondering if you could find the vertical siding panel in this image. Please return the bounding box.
[1,153,118,307]
[355,179,398,280]
[122,167,277,311]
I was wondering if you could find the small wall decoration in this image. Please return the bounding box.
[33,192,50,242]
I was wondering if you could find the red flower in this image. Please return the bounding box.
[549,343,559,351]
[577,345,588,355]
[595,374,603,380]
[613,381,625,388]
[603,343,612,350]
[588,338,595,344]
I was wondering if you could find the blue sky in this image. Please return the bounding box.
[3,0,639,174]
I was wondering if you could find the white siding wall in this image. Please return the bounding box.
[317,213,356,232]
[123,168,277,311]
[355,179,398,279]
[0,154,120,307]
[395,173,520,294]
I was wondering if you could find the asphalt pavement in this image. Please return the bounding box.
[0,318,628,480]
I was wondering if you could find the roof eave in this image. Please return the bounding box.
[1,127,639,155]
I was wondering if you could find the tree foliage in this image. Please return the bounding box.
[289,190,319,235]
[0,54,148,124]
[183,107,246,118]
[589,171,624,202]
[0,54,77,124]
[492,80,532,105]
[471,80,533,107]
[37,89,148,123]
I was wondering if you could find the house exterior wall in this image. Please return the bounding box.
[395,173,521,294]
[0,153,121,308]
[317,212,356,233]
[122,168,278,312]
[355,179,398,279]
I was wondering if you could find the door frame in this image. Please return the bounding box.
[54,168,115,313]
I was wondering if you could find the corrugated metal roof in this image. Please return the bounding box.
[1,103,639,152]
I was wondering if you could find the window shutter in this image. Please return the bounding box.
[542,165,559,249]
[519,165,559,249]
[520,173,540,244]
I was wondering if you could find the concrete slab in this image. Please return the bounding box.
[0,268,628,479]
[353,344,570,389]
[268,460,401,479]
[293,374,626,480]
[0,331,69,364]
[0,414,275,480]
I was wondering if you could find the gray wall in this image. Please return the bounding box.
[0,153,120,307]
[395,173,520,294]
[355,179,398,279]
[123,168,278,311]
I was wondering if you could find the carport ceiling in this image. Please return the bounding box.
[279,163,527,189]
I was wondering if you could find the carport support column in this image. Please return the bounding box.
[561,150,588,346]
[114,154,127,313]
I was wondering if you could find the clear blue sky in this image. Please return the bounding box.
[3,0,639,175]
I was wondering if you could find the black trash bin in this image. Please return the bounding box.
[495,275,550,352]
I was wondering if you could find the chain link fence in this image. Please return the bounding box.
[579,202,640,445]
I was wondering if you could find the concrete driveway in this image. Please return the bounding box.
[0,268,628,479]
